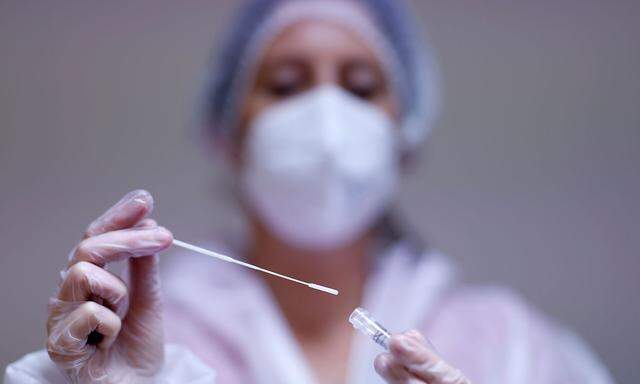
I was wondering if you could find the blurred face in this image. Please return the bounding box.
[232,19,399,163]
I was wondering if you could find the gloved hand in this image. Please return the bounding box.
[375,330,471,384]
[46,190,173,383]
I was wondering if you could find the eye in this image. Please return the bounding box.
[263,60,310,99]
[341,61,385,100]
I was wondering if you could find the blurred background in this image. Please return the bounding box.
[1,1,638,382]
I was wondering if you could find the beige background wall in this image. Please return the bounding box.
[1,1,638,382]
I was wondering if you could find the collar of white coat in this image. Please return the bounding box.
[162,239,457,384]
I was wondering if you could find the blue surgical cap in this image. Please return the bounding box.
[202,0,441,151]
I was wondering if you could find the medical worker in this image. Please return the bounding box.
[5,0,614,383]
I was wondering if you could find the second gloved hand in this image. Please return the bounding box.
[375,330,471,384]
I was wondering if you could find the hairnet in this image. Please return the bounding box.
[201,0,441,151]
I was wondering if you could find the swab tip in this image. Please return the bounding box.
[309,283,339,295]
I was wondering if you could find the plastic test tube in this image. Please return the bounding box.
[349,307,392,350]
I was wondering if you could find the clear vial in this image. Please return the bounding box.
[349,307,391,350]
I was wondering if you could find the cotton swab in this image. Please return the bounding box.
[172,239,339,296]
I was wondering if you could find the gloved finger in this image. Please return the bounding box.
[129,218,162,308]
[389,330,470,384]
[128,217,164,320]
[115,216,167,368]
[122,253,166,369]
[58,261,129,318]
[47,302,121,365]
[70,226,173,267]
[375,353,424,383]
[84,190,154,238]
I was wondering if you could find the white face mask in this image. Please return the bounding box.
[241,85,399,249]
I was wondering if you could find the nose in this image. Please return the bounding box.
[314,60,340,88]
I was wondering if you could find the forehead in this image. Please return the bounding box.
[260,19,381,64]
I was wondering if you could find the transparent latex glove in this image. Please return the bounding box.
[375,330,471,384]
[46,190,173,383]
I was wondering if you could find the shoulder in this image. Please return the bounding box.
[427,285,534,357]
[427,285,614,383]
[433,285,533,331]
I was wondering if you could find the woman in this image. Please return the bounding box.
[5,0,614,383]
